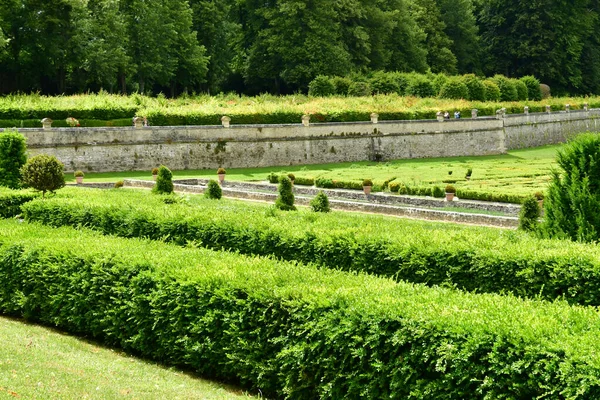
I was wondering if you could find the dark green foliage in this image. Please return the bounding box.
[432,186,445,198]
[331,77,351,95]
[463,74,486,101]
[438,77,469,99]
[7,221,600,398]
[114,180,124,188]
[445,184,456,193]
[0,130,27,189]
[153,165,173,195]
[542,134,600,242]
[405,74,436,98]
[369,72,400,94]
[275,176,296,211]
[431,74,449,96]
[362,178,373,187]
[519,196,541,232]
[483,80,501,102]
[308,76,335,97]
[540,84,551,99]
[514,79,528,101]
[267,172,279,184]
[0,189,38,217]
[347,81,372,97]
[205,179,222,200]
[293,176,314,186]
[492,75,518,101]
[389,182,400,192]
[19,155,65,198]
[310,191,330,212]
[520,76,542,101]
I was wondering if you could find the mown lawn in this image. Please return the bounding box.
[70,144,559,198]
[0,316,257,399]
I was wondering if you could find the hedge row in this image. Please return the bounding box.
[3,219,600,398]
[19,188,600,306]
[0,188,38,218]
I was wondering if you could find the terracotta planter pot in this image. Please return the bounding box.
[445,192,455,201]
[152,174,157,181]
[363,185,372,195]
[75,176,83,184]
[218,174,225,184]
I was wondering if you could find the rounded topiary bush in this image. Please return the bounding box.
[483,80,501,102]
[370,71,400,94]
[439,77,469,99]
[493,75,518,101]
[432,186,445,198]
[432,74,449,97]
[520,76,542,101]
[153,165,173,194]
[405,74,436,98]
[463,74,486,101]
[20,154,65,198]
[275,176,296,211]
[308,75,335,97]
[331,76,352,95]
[205,179,222,199]
[348,81,372,97]
[310,191,330,212]
[519,196,541,232]
[514,79,528,101]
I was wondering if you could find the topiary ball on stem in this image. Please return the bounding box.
[153,165,173,194]
[275,176,296,211]
[20,154,65,198]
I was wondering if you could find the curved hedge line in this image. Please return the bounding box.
[0,188,38,218]
[19,188,600,306]
[3,220,600,398]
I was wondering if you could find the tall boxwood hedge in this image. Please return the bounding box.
[4,220,600,398]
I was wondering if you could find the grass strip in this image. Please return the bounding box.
[3,219,600,398]
[19,187,600,306]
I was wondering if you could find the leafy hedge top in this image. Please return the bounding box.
[3,218,600,355]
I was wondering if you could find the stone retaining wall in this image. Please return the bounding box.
[10,109,600,172]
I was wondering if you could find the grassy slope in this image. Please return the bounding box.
[71,144,559,198]
[0,316,257,399]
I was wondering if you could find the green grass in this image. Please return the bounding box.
[0,316,257,399]
[70,144,559,198]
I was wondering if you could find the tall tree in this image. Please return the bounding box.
[436,0,480,74]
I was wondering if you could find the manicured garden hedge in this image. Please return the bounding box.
[3,219,600,398]
[19,188,600,306]
[0,188,38,218]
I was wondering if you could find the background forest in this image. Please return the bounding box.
[0,0,598,97]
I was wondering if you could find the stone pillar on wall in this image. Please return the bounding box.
[436,112,444,122]
[495,108,505,119]
[524,106,529,115]
[221,116,231,128]
[565,104,571,112]
[546,105,551,113]
[41,118,53,130]
[301,115,310,127]
[370,113,379,124]
[584,103,589,111]
[471,109,478,119]
[133,117,144,129]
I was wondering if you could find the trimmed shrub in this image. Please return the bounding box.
[514,79,528,101]
[0,188,37,217]
[405,74,436,98]
[267,172,279,184]
[0,130,27,189]
[310,191,330,212]
[331,76,352,95]
[492,75,518,101]
[114,180,124,188]
[308,75,335,97]
[369,71,400,94]
[389,182,400,193]
[483,80,501,102]
[293,176,314,186]
[347,81,372,97]
[432,74,449,96]
[463,74,486,101]
[315,177,334,188]
[540,84,551,99]
[432,186,445,198]
[205,179,222,200]
[520,76,542,101]
[153,165,173,194]
[519,196,541,232]
[438,77,469,100]
[19,154,65,198]
[275,176,296,211]
[542,133,600,242]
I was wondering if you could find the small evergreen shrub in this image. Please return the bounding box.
[520,76,542,101]
[217,167,226,175]
[20,154,65,198]
[332,76,352,95]
[152,167,159,175]
[114,180,124,188]
[308,75,335,97]
[445,184,456,194]
[267,172,279,184]
[389,182,400,193]
[362,178,373,187]
[0,130,27,189]
[347,81,372,97]
[493,75,518,101]
[205,179,222,200]
[153,165,173,194]
[315,177,334,188]
[310,191,330,212]
[483,80,501,102]
[287,173,295,182]
[519,196,541,232]
[275,176,296,211]
[74,170,84,178]
[432,186,445,198]
[294,176,314,186]
[463,74,486,101]
[438,77,469,99]
[514,79,528,101]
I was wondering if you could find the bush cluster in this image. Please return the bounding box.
[0,188,38,218]
[153,165,173,194]
[0,130,27,189]
[20,189,600,306]
[4,220,600,398]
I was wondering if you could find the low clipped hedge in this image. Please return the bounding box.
[19,188,600,306]
[4,220,600,398]
[0,188,38,218]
